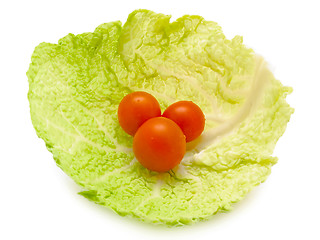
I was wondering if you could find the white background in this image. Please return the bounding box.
[1,0,319,239]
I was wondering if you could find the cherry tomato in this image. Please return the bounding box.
[118,91,161,136]
[133,117,186,172]
[162,101,205,142]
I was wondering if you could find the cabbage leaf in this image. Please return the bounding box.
[27,9,293,225]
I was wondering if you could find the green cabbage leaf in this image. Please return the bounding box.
[27,9,293,225]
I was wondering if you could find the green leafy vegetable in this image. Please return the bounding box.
[27,9,293,226]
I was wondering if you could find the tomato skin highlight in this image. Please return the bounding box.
[133,117,186,172]
[162,101,205,142]
[117,91,161,136]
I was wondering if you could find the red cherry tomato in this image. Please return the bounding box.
[133,117,186,172]
[118,91,161,136]
[162,101,205,142]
